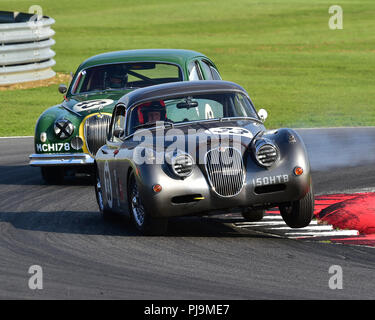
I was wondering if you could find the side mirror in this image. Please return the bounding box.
[58,84,68,94]
[113,128,124,139]
[258,109,268,122]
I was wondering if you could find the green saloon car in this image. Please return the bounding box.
[29,49,222,183]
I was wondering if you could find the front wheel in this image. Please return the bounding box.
[128,172,168,235]
[241,208,265,222]
[279,183,315,228]
[95,169,116,220]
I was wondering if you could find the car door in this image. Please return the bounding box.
[98,104,126,212]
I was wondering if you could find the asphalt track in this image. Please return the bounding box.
[0,128,375,299]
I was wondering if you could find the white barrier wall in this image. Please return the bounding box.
[0,10,56,86]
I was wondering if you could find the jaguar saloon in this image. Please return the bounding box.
[29,49,221,183]
[95,81,314,235]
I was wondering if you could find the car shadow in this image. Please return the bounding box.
[0,165,94,186]
[0,210,273,238]
[167,216,272,238]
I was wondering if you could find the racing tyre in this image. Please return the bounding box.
[41,167,64,184]
[241,208,265,222]
[128,172,168,236]
[279,183,315,228]
[95,169,116,220]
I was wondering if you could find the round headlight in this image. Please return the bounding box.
[255,141,279,167]
[54,119,74,139]
[171,153,194,178]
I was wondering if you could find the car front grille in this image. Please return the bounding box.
[205,147,245,197]
[84,114,111,156]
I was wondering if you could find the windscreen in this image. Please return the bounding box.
[71,62,183,94]
[128,92,258,134]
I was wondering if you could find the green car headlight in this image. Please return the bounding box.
[54,119,74,139]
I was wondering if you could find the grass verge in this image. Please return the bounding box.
[0,0,374,136]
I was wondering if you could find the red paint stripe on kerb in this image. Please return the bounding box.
[261,193,375,247]
[313,194,360,215]
[265,193,375,247]
[316,193,375,235]
[313,193,375,247]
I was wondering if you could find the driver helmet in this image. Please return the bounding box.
[105,66,128,89]
[137,100,166,124]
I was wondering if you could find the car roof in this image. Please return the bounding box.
[118,80,248,108]
[77,49,210,72]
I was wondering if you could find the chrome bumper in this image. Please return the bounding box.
[29,153,94,167]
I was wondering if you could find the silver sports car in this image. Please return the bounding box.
[95,81,314,235]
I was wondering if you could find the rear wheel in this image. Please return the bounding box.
[279,183,314,228]
[128,172,168,235]
[41,167,64,184]
[241,208,265,222]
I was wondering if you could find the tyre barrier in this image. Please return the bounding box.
[0,10,56,86]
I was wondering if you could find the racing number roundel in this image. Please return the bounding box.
[103,161,113,208]
[73,99,113,113]
[205,127,254,139]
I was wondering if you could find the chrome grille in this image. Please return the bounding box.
[205,147,245,197]
[84,114,111,156]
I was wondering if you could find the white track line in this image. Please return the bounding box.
[235,215,359,240]
[236,220,319,227]
[262,215,283,220]
[268,225,334,231]
[285,230,359,238]
[236,221,285,227]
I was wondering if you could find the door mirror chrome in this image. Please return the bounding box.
[258,109,268,122]
[58,84,68,94]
